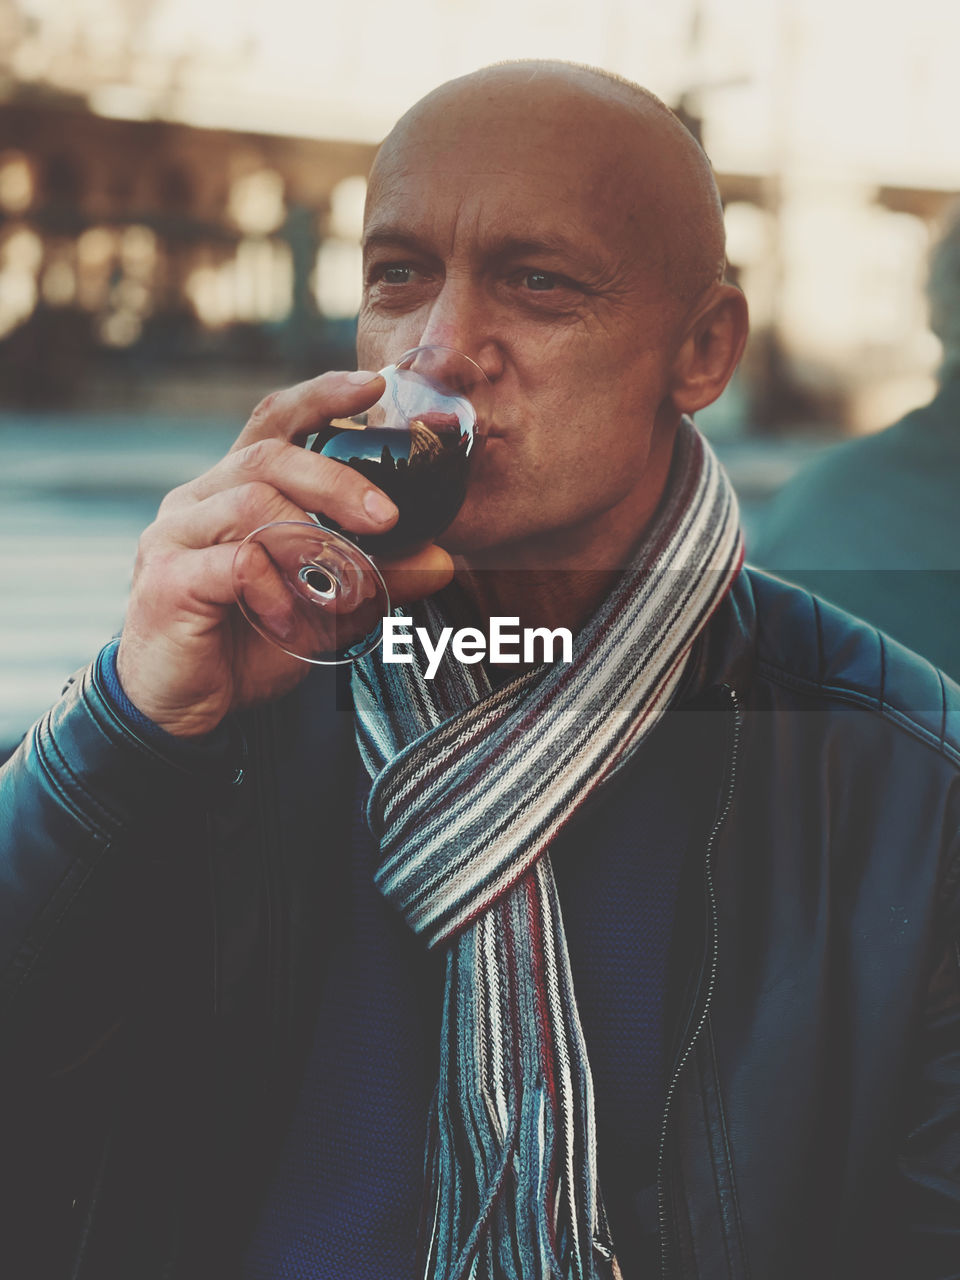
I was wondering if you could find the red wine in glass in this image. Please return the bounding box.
[310,412,471,556]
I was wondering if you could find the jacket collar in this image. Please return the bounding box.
[678,568,758,706]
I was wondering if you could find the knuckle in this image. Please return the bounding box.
[247,389,282,425]
[310,370,342,394]
[135,517,165,558]
[235,436,286,475]
[157,480,193,515]
[131,525,175,585]
[235,479,283,523]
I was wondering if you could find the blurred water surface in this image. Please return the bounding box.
[0,413,241,748]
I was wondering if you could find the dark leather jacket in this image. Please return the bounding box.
[1,568,959,1279]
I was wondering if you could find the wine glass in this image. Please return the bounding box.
[232,346,490,664]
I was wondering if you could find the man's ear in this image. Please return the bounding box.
[667,284,749,416]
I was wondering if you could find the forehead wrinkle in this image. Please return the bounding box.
[366,151,625,272]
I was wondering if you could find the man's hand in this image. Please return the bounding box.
[116,371,454,737]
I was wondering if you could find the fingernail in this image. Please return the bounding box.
[346,369,381,385]
[363,489,397,523]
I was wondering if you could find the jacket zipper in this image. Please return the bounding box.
[657,684,741,1280]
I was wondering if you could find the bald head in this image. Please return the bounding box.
[370,60,727,308]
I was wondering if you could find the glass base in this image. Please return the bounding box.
[233,520,389,664]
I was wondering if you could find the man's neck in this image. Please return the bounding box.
[453,559,620,640]
[454,468,673,638]
[452,507,655,651]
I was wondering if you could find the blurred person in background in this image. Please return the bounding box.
[750,202,960,680]
[1,61,959,1280]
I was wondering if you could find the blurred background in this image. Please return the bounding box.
[1,0,958,749]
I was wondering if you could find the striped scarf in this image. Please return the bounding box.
[353,420,743,1280]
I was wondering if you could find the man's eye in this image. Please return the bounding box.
[381,265,412,284]
[523,271,557,291]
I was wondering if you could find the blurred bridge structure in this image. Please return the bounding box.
[3,88,957,426]
[1,88,376,412]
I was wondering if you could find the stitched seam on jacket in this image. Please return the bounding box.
[43,727,122,837]
[706,1016,751,1280]
[34,721,110,842]
[755,663,960,768]
[45,704,135,834]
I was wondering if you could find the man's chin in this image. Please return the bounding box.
[438,508,517,557]
[437,502,492,555]
[437,527,490,557]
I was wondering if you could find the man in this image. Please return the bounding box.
[1,61,959,1280]
[751,203,960,680]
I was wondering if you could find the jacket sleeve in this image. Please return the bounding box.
[894,830,960,1277]
[0,655,246,1077]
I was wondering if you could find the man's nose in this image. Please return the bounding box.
[415,279,504,384]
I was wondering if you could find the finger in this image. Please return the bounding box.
[128,540,240,620]
[184,537,454,616]
[233,369,386,449]
[162,440,398,535]
[153,473,398,554]
[129,539,299,619]
[229,538,302,644]
[135,516,454,658]
[156,368,386,519]
[234,524,382,617]
[235,541,386,660]
[379,544,456,603]
[235,543,455,660]
[148,482,311,552]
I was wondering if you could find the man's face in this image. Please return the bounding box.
[357,80,687,564]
